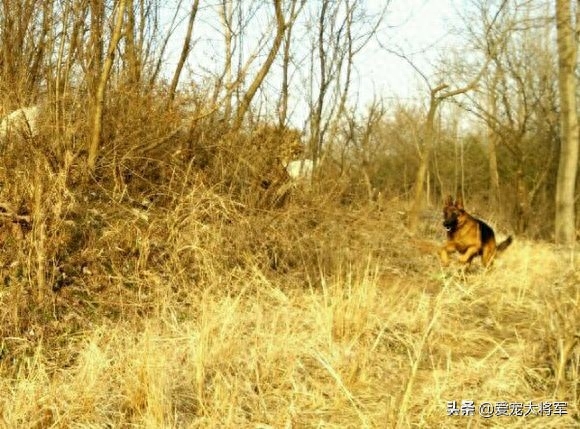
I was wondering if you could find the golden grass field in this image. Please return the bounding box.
[1,0,579,424]
[0,184,577,428]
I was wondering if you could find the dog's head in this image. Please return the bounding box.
[442,195,465,232]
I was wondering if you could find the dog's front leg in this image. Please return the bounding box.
[458,246,479,265]
[439,243,456,266]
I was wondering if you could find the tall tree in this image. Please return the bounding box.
[168,0,200,104]
[407,82,483,232]
[88,0,128,174]
[0,0,50,101]
[232,0,287,130]
[461,0,558,234]
[278,0,305,128]
[308,0,385,164]
[554,0,579,244]
[393,52,489,233]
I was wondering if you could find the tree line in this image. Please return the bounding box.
[0,0,577,243]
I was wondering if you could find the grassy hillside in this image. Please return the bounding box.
[0,97,577,428]
[0,180,577,427]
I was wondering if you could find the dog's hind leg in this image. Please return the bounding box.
[481,245,497,268]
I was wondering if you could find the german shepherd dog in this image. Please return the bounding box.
[439,195,512,267]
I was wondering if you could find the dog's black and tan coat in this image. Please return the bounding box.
[439,195,512,267]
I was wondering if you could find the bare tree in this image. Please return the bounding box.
[88,0,128,174]
[211,0,235,120]
[124,0,140,87]
[345,99,387,202]
[195,0,304,128]
[87,0,105,99]
[554,0,579,244]
[232,0,288,130]
[393,59,488,232]
[53,0,88,98]
[486,69,502,208]
[278,0,305,128]
[461,1,559,234]
[307,0,386,165]
[168,0,200,104]
[149,1,181,88]
[0,0,51,102]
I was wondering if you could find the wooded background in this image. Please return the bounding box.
[0,0,578,241]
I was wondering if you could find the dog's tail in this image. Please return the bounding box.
[497,236,513,252]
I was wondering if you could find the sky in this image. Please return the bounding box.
[367,0,462,100]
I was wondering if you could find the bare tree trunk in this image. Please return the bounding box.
[87,0,128,174]
[0,0,47,99]
[453,132,459,195]
[408,74,488,232]
[460,138,465,198]
[233,0,286,130]
[409,92,438,232]
[309,0,330,164]
[555,0,579,244]
[168,0,199,104]
[125,0,141,87]
[29,0,51,90]
[212,0,235,119]
[515,165,530,233]
[325,0,355,162]
[487,71,501,208]
[149,1,182,88]
[488,133,501,206]
[381,46,491,231]
[278,0,304,128]
[88,0,105,98]
[33,159,46,302]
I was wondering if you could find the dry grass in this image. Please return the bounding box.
[0,194,578,428]
[0,100,578,428]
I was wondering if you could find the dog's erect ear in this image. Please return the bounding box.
[444,195,453,206]
[455,195,464,209]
